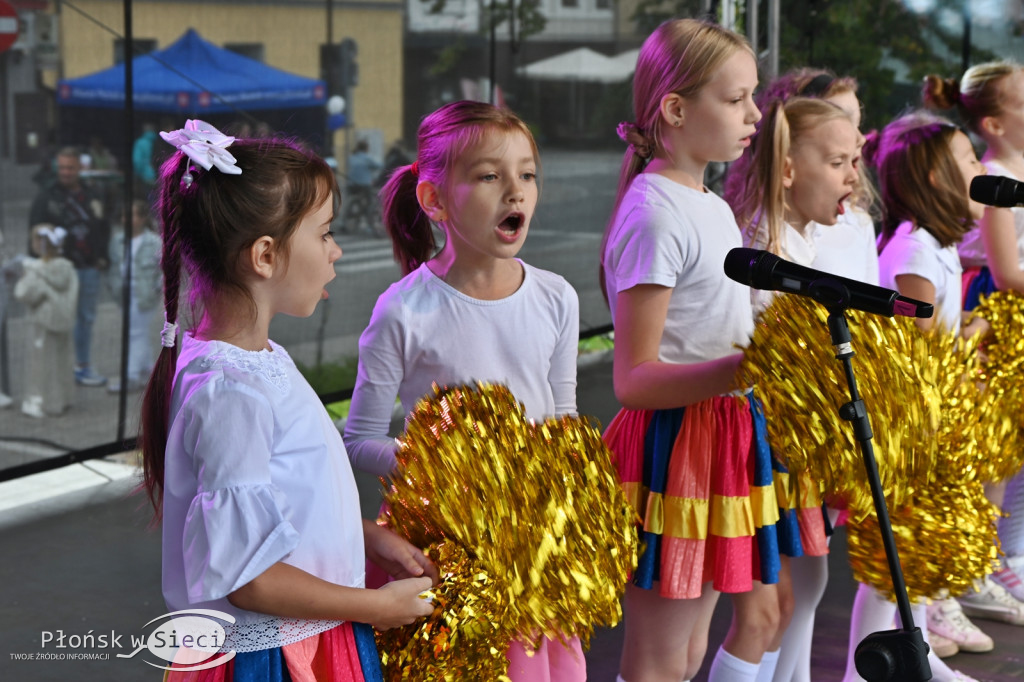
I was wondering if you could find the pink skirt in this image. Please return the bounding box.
[163,621,380,682]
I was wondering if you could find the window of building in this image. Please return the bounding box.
[113,38,157,64]
[225,43,265,62]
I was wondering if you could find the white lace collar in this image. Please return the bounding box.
[191,335,293,393]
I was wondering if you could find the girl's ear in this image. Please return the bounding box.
[416,181,447,223]
[659,93,686,128]
[782,155,796,189]
[248,236,277,280]
[980,115,1003,138]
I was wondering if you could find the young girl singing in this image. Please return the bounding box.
[600,18,784,682]
[727,94,861,682]
[342,101,584,680]
[140,120,436,681]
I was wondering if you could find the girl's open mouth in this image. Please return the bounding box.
[497,212,525,240]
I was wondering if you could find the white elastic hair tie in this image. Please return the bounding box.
[160,314,179,348]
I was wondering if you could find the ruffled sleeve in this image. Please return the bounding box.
[177,378,301,603]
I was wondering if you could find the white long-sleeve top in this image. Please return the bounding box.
[343,261,580,476]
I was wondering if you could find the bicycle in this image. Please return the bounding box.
[340,182,383,237]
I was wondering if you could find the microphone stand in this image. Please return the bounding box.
[810,281,931,682]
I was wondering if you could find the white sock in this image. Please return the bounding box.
[773,555,828,682]
[842,582,897,682]
[709,646,760,682]
[1000,466,1024,557]
[616,676,627,682]
[755,649,780,682]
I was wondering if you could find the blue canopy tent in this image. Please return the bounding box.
[54,29,328,157]
[57,28,326,112]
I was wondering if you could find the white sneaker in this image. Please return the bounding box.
[927,597,994,652]
[0,392,11,409]
[958,576,1024,626]
[20,397,44,419]
[991,555,1024,602]
[927,630,959,658]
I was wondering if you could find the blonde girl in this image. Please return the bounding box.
[140,122,436,681]
[600,18,786,682]
[726,93,861,682]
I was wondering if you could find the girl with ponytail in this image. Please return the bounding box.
[141,120,436,681]
[344,100,585,681]
[599,17,786,682]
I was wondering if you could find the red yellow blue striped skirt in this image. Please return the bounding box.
[603,391,784,599]
[772,460,830,559]
[163,622,382,682]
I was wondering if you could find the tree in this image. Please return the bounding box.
[628,0,999,130]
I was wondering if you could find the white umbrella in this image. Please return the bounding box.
[517,47,622,83]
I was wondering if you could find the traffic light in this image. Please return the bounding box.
[320,38,358,96]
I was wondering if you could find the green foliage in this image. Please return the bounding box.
[295,357,360,396]
[628,0,999,131]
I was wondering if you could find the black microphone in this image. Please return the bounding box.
[724,247,933,318]
[970,175,1024,207]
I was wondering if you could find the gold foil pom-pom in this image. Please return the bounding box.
[377,383,638,680]
[969,291,1024,482]
[846,480,1000,601]
[739,294,1010,510]
[377,541,515,681]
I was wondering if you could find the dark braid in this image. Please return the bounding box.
[139,153,189,520]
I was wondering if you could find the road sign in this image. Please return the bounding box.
[0,0,18,54]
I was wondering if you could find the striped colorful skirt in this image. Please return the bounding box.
[603,392,784,599]
[772,460,829,559]
[962,265,996,310]
[163,622,381,682]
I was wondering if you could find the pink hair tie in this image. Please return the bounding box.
[616,121,653,160]
[410,161,419,177]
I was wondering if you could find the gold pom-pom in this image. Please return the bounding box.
[969,290,1024,482]
[847,480,1000,601]
[377,541,515,681]
[739,294,1011,509]
[376,383,638,680]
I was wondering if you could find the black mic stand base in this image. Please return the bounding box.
[855,628,931,682]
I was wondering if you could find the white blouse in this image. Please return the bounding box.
[161,334,365,652]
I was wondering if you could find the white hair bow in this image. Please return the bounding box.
[159,119,242,175]
[38,226,68,247]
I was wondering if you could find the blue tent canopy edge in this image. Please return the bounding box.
[57,28,326,113]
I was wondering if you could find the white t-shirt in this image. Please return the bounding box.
[162,334,365,652]
[812,205,881,285]
[958,161,1024,269]
[878,221,962,332]
[603,173,754,365]
[343,261,580,476]
[744,218,818,316]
